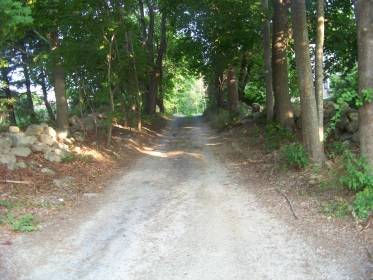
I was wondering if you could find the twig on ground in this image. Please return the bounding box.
[1,180,31,185]
[275,188,299,220]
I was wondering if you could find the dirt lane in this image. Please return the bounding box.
[1,116,355,279]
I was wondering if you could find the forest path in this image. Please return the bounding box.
[1,116,353,279]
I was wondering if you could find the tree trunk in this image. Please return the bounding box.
[272,0,295,132]
[21,46,36,120]
[39,70,56,121]
[215,59,225,109]
[263,0,274,122]
[291,0,325,163]
[238,52,249,102]
[1,69,17,125]
[49,29,69,129]
[315,0,325,143]
[354,0,373,169]
[227,65,239,115]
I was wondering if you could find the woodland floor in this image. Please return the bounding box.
[0,115,372,279]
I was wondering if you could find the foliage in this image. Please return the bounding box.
[339,150,373,192]
[263,123,295,154]
[2,211,39,232]
[209,109,239,131]
[325,141,348,159]
[351,186,373,219]
[278,143,309,170]
[319,198,350,218]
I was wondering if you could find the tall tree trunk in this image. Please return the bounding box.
[291,0,325,163]
[21,45,36,120]
[49,29,69,129]
[272,0,295,132]
[238,52,249,102]
[263,0,274,122]
[215,58,224,109]
[354,0,373,169]
[315,0,325,143]
[227,65,239,115]
[1,69,17,125]
[39,70,56,121]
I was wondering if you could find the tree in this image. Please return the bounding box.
[272,0,295,132]
[315,0,325,143]
[227,65,239,115]
[354,0,373,169]
[262,0,273,122]
[291,0,325,163]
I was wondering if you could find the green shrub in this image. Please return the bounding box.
[264,123,295,153]
[350,186,373,219]
[210,110,239,131]
[3,211,40,232]
[339,150,373,191]
[278,142,309,169]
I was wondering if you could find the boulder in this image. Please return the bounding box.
[252,103,261,113]
[10,147,32,157]
[25,124,45,136]
[0,154,16,165]
[44,127,57,138]
[31,142,52,154]
[3,133,37,148]
[53,177,74,188]
[72,131,85,142]
[41,168,56,175]
[56,129,70,140]
[40,134,56,146]
[69,115,81,126]
[16,162,27,169]
[44,151,61,162]
[53,148,70,158]
[8,126,20,134]
[53,141,69,151]
[0,138,12,154]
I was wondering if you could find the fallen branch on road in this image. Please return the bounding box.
[1,180,31,185]
[275,188,299,220]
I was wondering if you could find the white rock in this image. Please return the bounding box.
[44,127,57,138]
[56,129,70,139]
[16,162,27,169]
[39,134,56,146]
[9,126,20,133]
[25,124,45,136]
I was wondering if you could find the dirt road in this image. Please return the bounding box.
[0,117,360,279]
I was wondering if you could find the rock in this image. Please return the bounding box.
[10,147,32,157]
[31,142,52,154]
[16,162,27,169]
[39,134,56,146]
[252,103,261,113]
[340,132,354,141]
[44,151,61,162]
[351,131,360,143]
[69,115,81,126]
[41,168,56,175]
[7,163,19,171]
[72,131,85,142]
[40,123,48,129]
[323,100,336,110]
[53,148,70,158]
[53,177,74,188]
[56,129,70,140]
[0,138,12,154]
[0,154,17,165]
[8,126,20,133]
[44,127,57,138]
[53,141,69,151]
[25,124,45,136]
